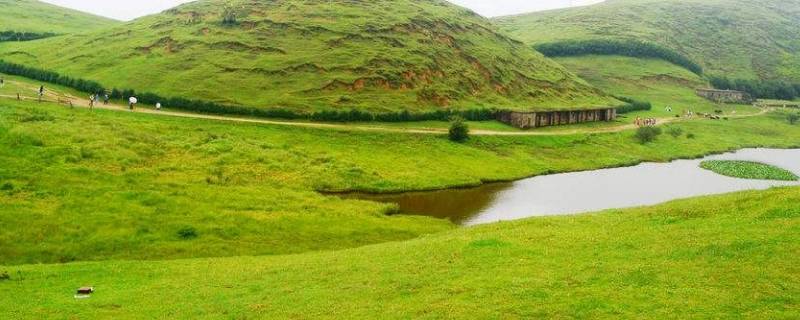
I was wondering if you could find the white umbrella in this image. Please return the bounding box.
[129,97,138,104]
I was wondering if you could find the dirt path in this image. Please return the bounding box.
[0,80,771,137]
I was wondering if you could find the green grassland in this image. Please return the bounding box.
[553,55,759,118]
[0,0,614,113]
[701,160,800,181]
[496,0,800,81]
[0,0,117,34]
[1,186,798,319]
[0,72,87,99]
[2,95,800,265]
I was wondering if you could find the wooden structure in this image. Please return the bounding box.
[497,108,617,129]
[755,101,800,109]
[695,88,754,104]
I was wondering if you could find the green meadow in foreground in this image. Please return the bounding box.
[0,0,612,113]
[2,99,800,265]
[1,187,798,319]
[701,160,799,181]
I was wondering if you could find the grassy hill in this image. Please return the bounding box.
[496,0,800,81]
[553,55,758,118]
[0,0,117,35]
[0,0,614,114]
[2,186,799,318]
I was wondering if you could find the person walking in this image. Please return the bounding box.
[38,85,44,102]
[0,77,4,88]
[155,102,162,111]
[103,94,109,105]
[89,94,95,109]
[128,96,138,110]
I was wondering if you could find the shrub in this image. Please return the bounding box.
[635,126,662,144]
[0,271,9,281]
[667,126,684,138]
[788,113,799,125]
[614,96,652,114]
[221,5,238,26]
[448,116,469,142]
[687,133,696,139]
[710,76,800,100]
[177,226,198,240]
[0,31,56,42]
[535,39,703,75]
[0,182,14,191]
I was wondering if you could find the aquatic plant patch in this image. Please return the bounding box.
[700,160,799,181]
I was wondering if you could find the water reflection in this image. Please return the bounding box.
[348,148,800,226]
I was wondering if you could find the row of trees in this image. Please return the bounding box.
[0,60,104,93]
[709,76,800,101]
[614,96,652,114]
[0,31,56,42]
[535,39,704,75]
[0,60,499,122]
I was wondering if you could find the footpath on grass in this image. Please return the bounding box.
[0,79,770,136]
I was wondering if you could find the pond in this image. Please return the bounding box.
[346,148,800,226]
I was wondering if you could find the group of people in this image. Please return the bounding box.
[88,93,110,109]
[634,116,657,127]
[83,93,161,112]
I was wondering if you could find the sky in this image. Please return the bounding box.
[41,0,606,21]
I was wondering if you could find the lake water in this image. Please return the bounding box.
[348,148,800,226]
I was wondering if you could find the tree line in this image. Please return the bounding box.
[534,39,703,75]
[709,76,800,101]
[0,31,56,42]
[0,59,499,122]
[614,96,652,114]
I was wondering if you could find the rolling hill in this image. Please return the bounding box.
[496,0,800,81]
[0,0,117,35]
[0,0,614,113]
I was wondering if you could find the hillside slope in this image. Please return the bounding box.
[0,0,613,113]
[496,0,800,81]
[0,0,117,35]
[553,55,757,117]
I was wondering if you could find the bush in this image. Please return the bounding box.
[0,31,56,42]
[0,182,14,191]
[614,96,652,114]
[635,126,662,144]
[535,39,703,75]
[0,271,9,281]
[221,5,238,26]
[448,116,469,142]
[687,133,696,139]
[788,113,800,125]
[177,226,198,240]
[710,76,800,100]
[667,126,684,138]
